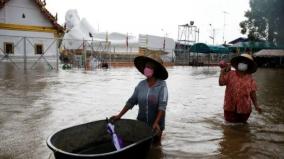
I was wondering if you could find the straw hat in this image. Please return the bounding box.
[231,54,257,74]
[134,55,168,80]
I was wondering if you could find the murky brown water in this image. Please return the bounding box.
[0,63,283,159]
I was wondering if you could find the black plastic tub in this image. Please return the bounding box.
[47,119,155,159]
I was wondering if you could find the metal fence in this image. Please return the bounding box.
[175,49,234,66]
[0,35,60,70]
[60,38,141,70]
[2,35,230,71]
[0,35,142,71]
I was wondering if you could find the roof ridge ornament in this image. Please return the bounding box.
[43,0,46,6]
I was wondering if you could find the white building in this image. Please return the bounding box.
[139,34,175,62]
[61,9,175,62]
[0,0,64,63]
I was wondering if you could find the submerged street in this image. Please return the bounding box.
[0,65,283,159]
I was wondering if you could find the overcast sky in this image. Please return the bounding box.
[46,0,250,44]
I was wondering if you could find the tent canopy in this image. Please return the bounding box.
[230,41,276,50]
[208,44,230,54]
[189,43,229,54]
[254,49,284,57]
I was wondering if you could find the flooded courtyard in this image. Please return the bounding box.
[0,64,284,159]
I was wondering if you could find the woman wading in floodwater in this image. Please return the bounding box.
[219,54,262,123]
[111,55,169,146]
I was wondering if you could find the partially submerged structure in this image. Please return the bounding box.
[0,0,64,69]
[254,49,284,68]
[175,42,230,66]
[60,9,175,69]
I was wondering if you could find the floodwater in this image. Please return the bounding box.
[0,63,284,159]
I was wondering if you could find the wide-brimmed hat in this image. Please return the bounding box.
[231,54,257,74]
[134,55,168,80]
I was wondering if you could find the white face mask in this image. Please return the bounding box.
[237,63,248,71]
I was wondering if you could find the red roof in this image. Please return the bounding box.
[0,0,64,33]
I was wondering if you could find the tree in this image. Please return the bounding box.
[240,0,284,45]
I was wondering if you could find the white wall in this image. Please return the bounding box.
[0,0,52,27]
[0,29,57,57]
[0,29,54,38]
[139,34,175,53]
[110,45,139,54]
[0,5,5,23]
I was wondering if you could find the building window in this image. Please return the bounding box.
[4,42,14,54]
[35,44,43,55]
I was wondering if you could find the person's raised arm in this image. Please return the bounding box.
[219,64,230,86]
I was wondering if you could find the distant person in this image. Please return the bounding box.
[219,54,262,123]
[101,61,109,69]
[111,55,169,146]
[62,55,71,70]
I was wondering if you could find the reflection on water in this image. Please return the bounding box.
[254,69,284,123]
[0,64,283,159]
[219,124,252,158]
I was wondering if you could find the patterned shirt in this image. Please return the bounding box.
[219,70,257,113]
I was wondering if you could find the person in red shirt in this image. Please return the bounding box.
[219,54,262,123]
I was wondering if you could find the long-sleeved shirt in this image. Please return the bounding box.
[219,70,257,114]
[125,79,168,130]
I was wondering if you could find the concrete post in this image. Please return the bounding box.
[24,37,27,70]
[56,40,59,71]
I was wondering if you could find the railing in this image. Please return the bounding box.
[174,49,234,66]
[0,35,159,70]
[0,35,59,70]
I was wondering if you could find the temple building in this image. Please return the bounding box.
[0,0,64,63]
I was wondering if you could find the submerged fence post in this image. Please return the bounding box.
[56,47,59,71]
[24,37,27,71]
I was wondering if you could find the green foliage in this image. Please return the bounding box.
[240,0,284,45]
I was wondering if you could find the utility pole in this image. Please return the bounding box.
[222,11,229,44]
[196,28,200,42]
[161,29,169,51]
[209,24,215,45]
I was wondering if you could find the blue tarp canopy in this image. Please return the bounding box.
[208,44,230,54]
[189,43,229,54]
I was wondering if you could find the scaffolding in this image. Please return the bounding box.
[177,21,199,45]
[175,21,200,65]
[0,35,175,71]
